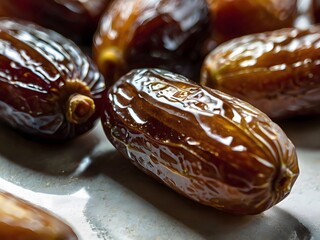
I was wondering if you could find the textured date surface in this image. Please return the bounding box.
[102,68,299,215]
[0,0,111,44]
[201,26,320,119]
[0,19,105,140]
[0,191,78,240]
[206,0,297,43]
[93,0,210,84]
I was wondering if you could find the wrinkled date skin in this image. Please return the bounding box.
[0,19,106,140]
[93,0,211,84]
[0,191,78,240]
[201,26,320,120]
[102,68,299,215]
[206,0,297,43]
[0,0,111,44]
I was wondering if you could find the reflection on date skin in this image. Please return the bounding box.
[102,68,299,215]
[0,19,106,140]
[93,0,211,84]
[201,26,320,120]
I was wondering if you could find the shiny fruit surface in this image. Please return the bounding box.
[201,26,320,119]
[102,68,299,215]
[0,19,106,140]
[93,0,211,84]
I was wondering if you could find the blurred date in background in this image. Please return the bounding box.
[0,0,112,45]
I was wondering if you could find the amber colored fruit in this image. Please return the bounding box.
[0,19,106,140]
[201,26,320,120]
[102,68,299,215]
[93,0,211,84]
[206,0,298,43]
[0,0,111,44]
[0,191,78,240]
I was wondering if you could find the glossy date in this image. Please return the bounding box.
[102,68,299,215]
[0,19,106,140]
[93,0,211,84]
[201,26,320,119]
[0,191,77,240]
[0,0,111,44]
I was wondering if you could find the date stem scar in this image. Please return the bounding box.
[50,79,96,125]
[273,167,296,197]
[66,93,95,124]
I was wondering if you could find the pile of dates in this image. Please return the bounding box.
[1,0,319,236]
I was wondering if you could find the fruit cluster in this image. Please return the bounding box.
[0,0,318,237]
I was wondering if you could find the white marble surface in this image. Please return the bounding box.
[0,116,319,240]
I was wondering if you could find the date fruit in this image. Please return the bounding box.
[93,0,211,84]
[206,0,298,43]
[201,26,320,120]
[0,19,106,140]
[0,0,111,44]
[0,191,77,240]
[102,68,299,215]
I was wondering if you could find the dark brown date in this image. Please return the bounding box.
[206,0,298,43]
[0,19,106,140]
[201,26,320,120]
[0,0,111,44]
[93,0,211,84]
[102,68,299,215]
[0,191,78,240]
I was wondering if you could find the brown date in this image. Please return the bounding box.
[0,0,111,44]
[93,0,211,84]
[206,0,298,43]
[0,19,106,140]
[0,191,78,240]
[201,26,320,120]
[102,68,299,215]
